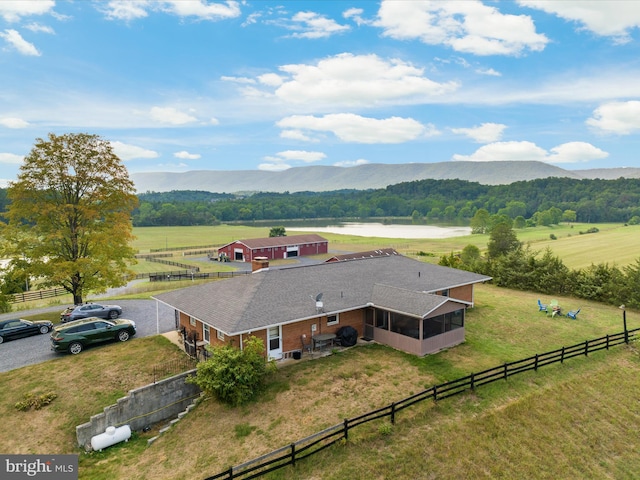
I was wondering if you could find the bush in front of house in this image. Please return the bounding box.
[188,336,276,406]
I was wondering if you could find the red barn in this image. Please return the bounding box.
[217,234,328,262]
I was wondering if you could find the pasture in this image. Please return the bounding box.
[132,222,640,270]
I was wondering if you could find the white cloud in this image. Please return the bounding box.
[274,150,326,163]
[111,141,160,161]
[277,113,437,143]
[0,0,55,22]
[451,123,507,143]
[0,29,40,56]
[375,0,548,56]
[102,0,151,21]
[257,73,284,87]
[221,76,256,84]
[0,117,29,128]
[586,101,640,134]
[149,106,197,125]
[161,0,241,20]
[0,152,24,164]
[343,8,366,26]
[101,0,241,21]
[174,150,201,160]
[287,11,350,39]
[452,140,608,164]
[25,23,55,34]
[258,162,291,172]
[334,159,370,167]
[266,53,458,108]
[259,150,326,172]
[547,142,609,163]
[519,0,640,42]
[476,67,501,76]
[280,129,318,142]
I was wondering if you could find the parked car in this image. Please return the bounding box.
[60,303,122,322]
[0,318,54,344]
[51,317,136,354]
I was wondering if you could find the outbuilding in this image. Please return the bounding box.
[217,234,328,262]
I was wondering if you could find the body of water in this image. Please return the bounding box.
[289,222,472,239]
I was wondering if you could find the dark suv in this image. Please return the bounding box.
[60,303,122,323]
[51,317,136,354]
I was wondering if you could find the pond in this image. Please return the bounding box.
[288,222,472,239]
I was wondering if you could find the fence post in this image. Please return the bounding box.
[503,363,508,380]
[433,385,438,402]
[606,335,609,350]
[560,346,565,363]
[470,373,475,390]
[584,340,589,357]
[291,443,296,467]
[534,354,539,371]
[343,418,349,441]
[390,402,396,425]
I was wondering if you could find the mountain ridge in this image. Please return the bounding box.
[130,161,640,194]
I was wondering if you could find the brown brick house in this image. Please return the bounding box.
[153,254,491,359]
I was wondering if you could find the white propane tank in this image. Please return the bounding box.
[90,425,132,451]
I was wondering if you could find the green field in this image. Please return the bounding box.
[132,222,640,271]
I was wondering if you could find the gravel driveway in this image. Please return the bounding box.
[0,299,177,373]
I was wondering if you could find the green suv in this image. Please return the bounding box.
[51,317,136,355]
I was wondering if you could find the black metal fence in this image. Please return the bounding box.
[151,356,198,384]
[205,327,639,480]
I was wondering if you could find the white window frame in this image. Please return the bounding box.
[217,329,225,341]
[327,313,339,326]
[189,316,196,327]
[203,324,210,344]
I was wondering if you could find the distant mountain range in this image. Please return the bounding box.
[130,161,640,194]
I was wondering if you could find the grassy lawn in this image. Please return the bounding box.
[2,223,639,479]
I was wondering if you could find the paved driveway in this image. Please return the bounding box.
[0,299,177,373]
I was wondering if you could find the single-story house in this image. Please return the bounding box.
[154,254,491,358]
[217,234,328,262]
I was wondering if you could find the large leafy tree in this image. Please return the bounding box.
[3,133,138,304]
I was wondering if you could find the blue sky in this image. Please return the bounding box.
[2,1,640,186]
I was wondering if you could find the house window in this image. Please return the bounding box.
[217,329,225,341]
[203,324,210,343]
[327,314,339,326]
[440,289,450,297]
[189,316,196,327]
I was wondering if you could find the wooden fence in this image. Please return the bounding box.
[204,327,639,480]
[10,287,69,304]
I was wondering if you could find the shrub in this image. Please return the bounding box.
[549,234,557,240]
[188,336,276,406]
[15,392,58,411]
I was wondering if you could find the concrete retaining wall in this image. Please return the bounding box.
[76,370,201,450]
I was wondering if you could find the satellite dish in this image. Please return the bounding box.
[315,293,323,302]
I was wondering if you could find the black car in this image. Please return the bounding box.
[60,303,122,322]
[0,318,54,344]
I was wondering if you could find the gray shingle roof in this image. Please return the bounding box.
[153,255,491,335]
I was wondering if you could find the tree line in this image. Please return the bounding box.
[127,177,640,226]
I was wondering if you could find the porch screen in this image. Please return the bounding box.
[422,309,464,339]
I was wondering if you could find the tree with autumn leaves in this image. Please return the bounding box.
[2,133,138,305]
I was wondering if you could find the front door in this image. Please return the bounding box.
[267,326,282,360]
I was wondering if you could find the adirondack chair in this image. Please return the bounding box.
[537,299,547,312]
[566,308,581,320]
